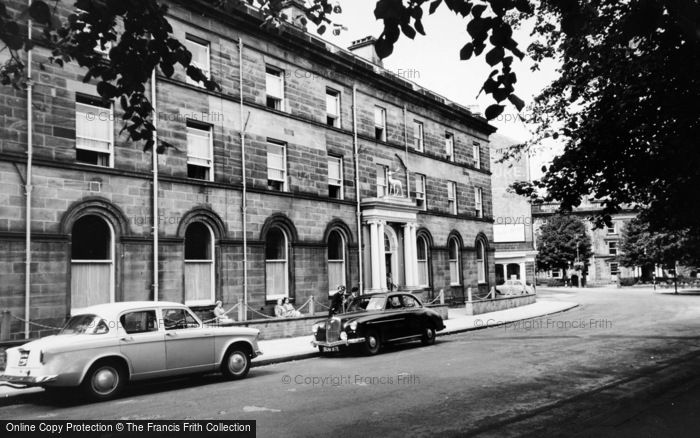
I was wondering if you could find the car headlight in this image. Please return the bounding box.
[340,331,348,341]
[312,323,319,334]
[348,321,358,331]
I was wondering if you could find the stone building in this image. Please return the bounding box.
[0,0,496,338]
[532,202,636,285]
[489,134,537,286]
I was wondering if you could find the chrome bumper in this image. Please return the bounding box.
[311,337,365,348]
[0,374,58,388]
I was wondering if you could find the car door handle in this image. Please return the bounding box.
[166,332,177,337]
[120,336,133,342]
[202,333,213,337]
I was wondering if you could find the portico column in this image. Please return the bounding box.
[410,224,419,287]
[369,220,381,291]
[520,262,526,282]
[403,224,413,288]
[378,221,387,290]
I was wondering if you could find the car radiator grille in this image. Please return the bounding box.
[326,318,341,342]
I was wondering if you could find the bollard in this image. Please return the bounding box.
[467,287,473,303]
[237,298,245,322]
[490,287,496,299]
[439,288,445,305]
[309,296,315,315]
[0,310,10,341]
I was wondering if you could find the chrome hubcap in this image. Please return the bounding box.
[426,328,434,339]
[228,352,247,374]
[92,367,118,395]
[368,336,377,348]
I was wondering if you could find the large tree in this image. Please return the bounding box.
[536,215,592,275]
[619,216,700,272]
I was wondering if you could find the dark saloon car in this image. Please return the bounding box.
[311,293,445,355]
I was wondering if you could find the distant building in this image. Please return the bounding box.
[490,134,537,286]
[532,201,637,285]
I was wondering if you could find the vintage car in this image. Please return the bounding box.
[0,301,262,401]
[496,279,535,296]
[311,292,445,355]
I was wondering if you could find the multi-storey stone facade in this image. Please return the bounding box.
[532,202,636,285]
[0,0,496,338]
[489,134,537,286]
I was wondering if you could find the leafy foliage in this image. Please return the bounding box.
[511,0,700,235]
[536,215,592,272]
[619,216,700,269]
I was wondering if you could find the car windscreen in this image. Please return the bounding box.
[347,296,386,312]
[60,314,109,335]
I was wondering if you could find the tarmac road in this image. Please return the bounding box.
[2,288,700,437]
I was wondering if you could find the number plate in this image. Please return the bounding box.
[322,346,340,353]
[18,351,29,367]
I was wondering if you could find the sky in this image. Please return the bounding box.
[313,0,563,180]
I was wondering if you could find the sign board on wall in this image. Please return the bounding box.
[494,224,526,242]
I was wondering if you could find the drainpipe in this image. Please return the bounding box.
[352,85,363,294]
[151,69,159,301]
[239,38,248,320]
[402,105,410,198]
[24,3,33,339]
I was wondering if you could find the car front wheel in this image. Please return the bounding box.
[221,348,251,380]
[421,325,436,346]
[82,361,126,401]
[363,330,381,355]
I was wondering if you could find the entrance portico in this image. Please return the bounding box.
[362,197,420,292]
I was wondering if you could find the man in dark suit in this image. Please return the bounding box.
[329,285,347,317]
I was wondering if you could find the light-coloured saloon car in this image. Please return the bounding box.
[0,301,262,401]
[496,279,535,296]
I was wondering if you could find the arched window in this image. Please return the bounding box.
[448,237,460,286]
[477,240,486,284]
[266,227,289,300]
[417,236,429,287]
[327,230,346,294]
[184,222,215,305]
[71,215,114,310]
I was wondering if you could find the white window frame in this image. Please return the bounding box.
[327,231,346,295]
[413,120,424,152]
[477,241,486,284]
[326,88,341,128]
[607,222,617,234]
[472,142,481,169]
[449,238,461,286]
[475,187,483,218]
[265,228,289,301]
[445,132,454,162]
[328,155,343,199]
[267,140,288,191]
[184,36,210,88]
[184,222,216,306]
[186,122,214,181]
[266,66,285,111]
[75,99,114,168]
[377,164,388,197]
[610,262,619,276]
[374,106,387,142]
[447,181,457,215]
[417,236,429,287]
[608,241,618,256]
[415,173,426,210]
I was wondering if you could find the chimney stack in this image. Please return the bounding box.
[281,0,308,30]
[348,36,384,68]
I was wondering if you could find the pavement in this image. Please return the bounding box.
[0,298,576,400]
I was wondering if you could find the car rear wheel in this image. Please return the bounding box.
[363,330,381,355]
[81,361,125,401]
[221,348,250,380]
[421,325,436,346]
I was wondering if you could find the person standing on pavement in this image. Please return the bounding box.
[329,285,347,317]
